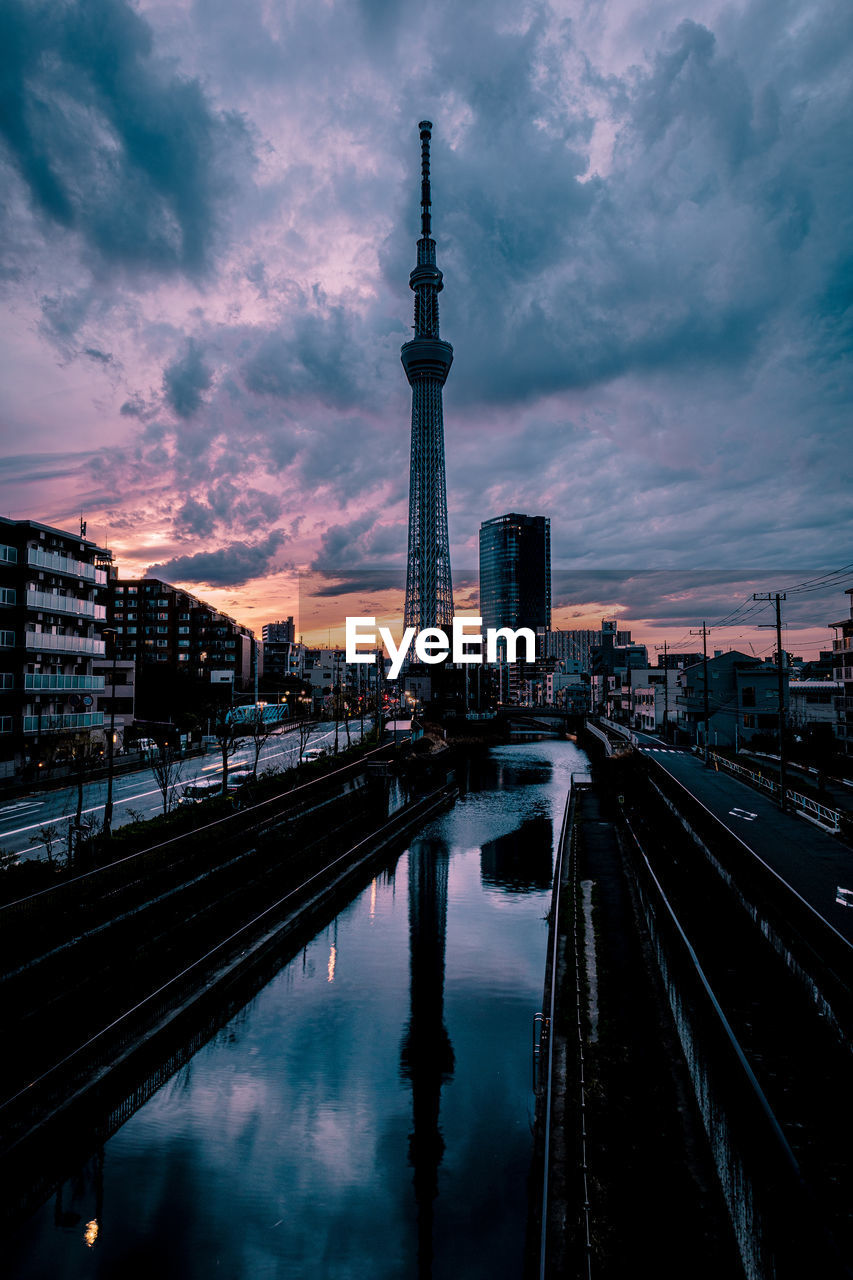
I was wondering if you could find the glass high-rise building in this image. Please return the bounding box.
[479,513,551,634]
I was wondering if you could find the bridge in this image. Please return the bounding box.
[496,705,579,732]
[227,702,290,727]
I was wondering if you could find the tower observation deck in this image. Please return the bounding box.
[402,120,454,633]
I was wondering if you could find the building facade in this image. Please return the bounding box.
[479,513,551,635]
[108,577,256,689]
[0,517,110,776]
[676,650,787,750]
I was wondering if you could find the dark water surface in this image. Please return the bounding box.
[10,739,588,1279]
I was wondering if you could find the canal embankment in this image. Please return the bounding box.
[532,729,853,1279]
[0,744,456,1163]
[528,773,738,1279]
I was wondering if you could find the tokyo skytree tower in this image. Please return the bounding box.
[402,121,454,632]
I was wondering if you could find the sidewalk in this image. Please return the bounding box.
[569,785,738,1278]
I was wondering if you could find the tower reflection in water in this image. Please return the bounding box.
[399,838,455,1277]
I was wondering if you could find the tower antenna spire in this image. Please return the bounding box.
[419,119,432,239]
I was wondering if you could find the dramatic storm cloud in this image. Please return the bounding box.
[0,0,850,639]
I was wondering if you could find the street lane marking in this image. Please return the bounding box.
[0,800,45,814]
[0,798,43,819]
[836,887,853,908]
[729,807,758,821]
[1,726,356,841]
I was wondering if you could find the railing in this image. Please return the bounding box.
[24,630,105,657]
[24,673,105,691]
[26,590,106,620]
[584,719,612,756]
[709,753,842,832]
[600,715,636,744]
[27,547,106,585]
[23,712,104,734]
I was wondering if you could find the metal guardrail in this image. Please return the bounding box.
[709,753,842,832]
[583,720,612,756]
[538,772,594,1280]
[0,740,396,922]
[599,716,635,744]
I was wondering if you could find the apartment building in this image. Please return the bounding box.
[0,517,110,776]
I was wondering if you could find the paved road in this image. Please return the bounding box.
[635,740,853,945]
[0,720,366,861]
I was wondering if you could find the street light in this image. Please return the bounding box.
[102,628,118,837]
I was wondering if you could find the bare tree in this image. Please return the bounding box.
[297,717,315,760]
[245,707,278,777]
[341,679,352,749]
[209,703,246,795]
[52,732,104,865]
[151,744,184,815]
[29,822,61,869]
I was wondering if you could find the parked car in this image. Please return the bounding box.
[300,746,326,764]
[178,778,222,804]
[226,769,255,792]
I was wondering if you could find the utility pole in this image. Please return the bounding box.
[655,641,669,741]
[690,624,710,764]
[754,592,788,812]
[102,627,118,836]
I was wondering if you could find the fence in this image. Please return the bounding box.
[709,753,842,832]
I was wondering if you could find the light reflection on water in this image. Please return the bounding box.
[9,739,588,1279]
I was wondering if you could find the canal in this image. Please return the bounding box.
[9,738,588,1279]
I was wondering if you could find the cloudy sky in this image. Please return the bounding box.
[1,0,850,652]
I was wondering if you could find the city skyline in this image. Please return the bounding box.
[0,1,850,654]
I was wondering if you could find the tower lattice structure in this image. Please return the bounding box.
[402,120,454,633]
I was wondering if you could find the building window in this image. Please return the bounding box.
[741,686,756,707]
[0,587,16,605]
[0,631,14,648]
[157,639,168,648]
[158,612,169,620]
[0,545,18,564]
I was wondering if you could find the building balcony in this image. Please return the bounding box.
[831,636,853,653]
[24,673,106,692]
[24,630,106,657]
[27,547,107,585]
[22,712,104,734]
[26,589,106,620]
